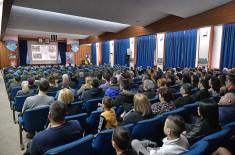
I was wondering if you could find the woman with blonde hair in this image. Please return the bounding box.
[58,88,79,115]
[121,93,152,125]
[16,81,34,97]
[77,76,92,96]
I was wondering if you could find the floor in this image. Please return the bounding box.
[0,72,26,155]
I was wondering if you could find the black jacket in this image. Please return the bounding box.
[81,87,104,101]
[112,90,134,112]
[121,110,152,126]
[191,89,210,101]
[174,95,193,107]
[185,117,220,143]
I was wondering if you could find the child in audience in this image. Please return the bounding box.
[98,96,117,131]
[131,115,189,155]
[112,127,138,155]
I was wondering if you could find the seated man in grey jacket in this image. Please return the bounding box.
[131,115,189,155]
[22,78,54,113]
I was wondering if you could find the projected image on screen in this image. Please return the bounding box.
[27,41,59,64]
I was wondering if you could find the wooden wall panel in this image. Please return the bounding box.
[0,41,9,68]
[74,45,91,65]
[80,1,235,44]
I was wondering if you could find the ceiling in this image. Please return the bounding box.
[5,0,232,39]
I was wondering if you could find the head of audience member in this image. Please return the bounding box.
[97,73,103,81]
[180,84,191,96]
[197,99,219,129]
[39,78,50,93]
[143,79,155,92]
[112,127,132,154]
[142,74,150,82]
[226,74,235,88]
[62,74,70,86]
[48,101,67,126]
[134,93,152,117]
[110,76,118,86]
[192,75,199,88]
[104,73,111,83]
[15,75,21,83]
[176,73,183,81]
[120,79,130,91]
[48,75,56,86]
[219,74,226,86]
[84,76,92,87]
[159,87,173,103]
[21,81,30,94]
[218,93,235,105]
[157,78,167,88]
[209,76,221,93]
[102,96,112,111]
[91,78,100,88]
[182,73,191,84]
[164,115,185,140]
[28,77,35,86]
[58,88,74,106]
[198,79,210,90]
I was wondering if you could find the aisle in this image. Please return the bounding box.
[0,72,25,155]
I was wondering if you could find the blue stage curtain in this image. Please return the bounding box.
[91,43,97,65]
[101,41,110,65]
[220,24,235,69]
[18,40,28,66]
[58,42,66,65]
[165,29,197,68]
[136,35,156,68]
[114,38,130,66]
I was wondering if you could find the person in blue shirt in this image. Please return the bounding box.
[26,101,83,155]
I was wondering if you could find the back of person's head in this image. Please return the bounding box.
[15,75,21,82]
[28,77,35,86]
[134,93,152,116]
[102,96,112,110]
[58,88,74,105]
[120,79,130,90]
[110,76,118,85]
[62,74,70,84]
[97,73,103,81]
[180,84,191,95]
[104,73,111,82]
[143,79,155,91]
[176,73,182,80]
[192,75,199,87]
[91,78,100,88]
[219,74,226,86]
[164,115,185,138]
[48,75,56,85]
[157,78,167,87]
[49,101,67,123]
[85,76,92,85]
[21,81,29,93]
[159,87,173,103]
[199,79,210,90]
[198,99,219,128]
[39,78,49,92]
[112,127,131,151]
[227,74,235,86]
[210,76,221,93]
[219,93,235,105]
[182,73,191,84]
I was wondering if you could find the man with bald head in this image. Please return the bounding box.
[218,93,235,126]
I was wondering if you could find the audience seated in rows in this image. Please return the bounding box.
[28,78,38,90]
[151,87,175,115]
[104,76,120,97]
[98,96,117,131]
[47,75,60,92]
[174,84,193,107]
[7,74,21,94]
[191,79,211,101]
[131,115,189,155]
[24,101,83,155]
[185,99,220,143]
[218,93,235,126]
[121,93,152,126]
[139,79,156,99]
[112,127,138,155]
[99,73,111,91]
[209,76,221,97]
